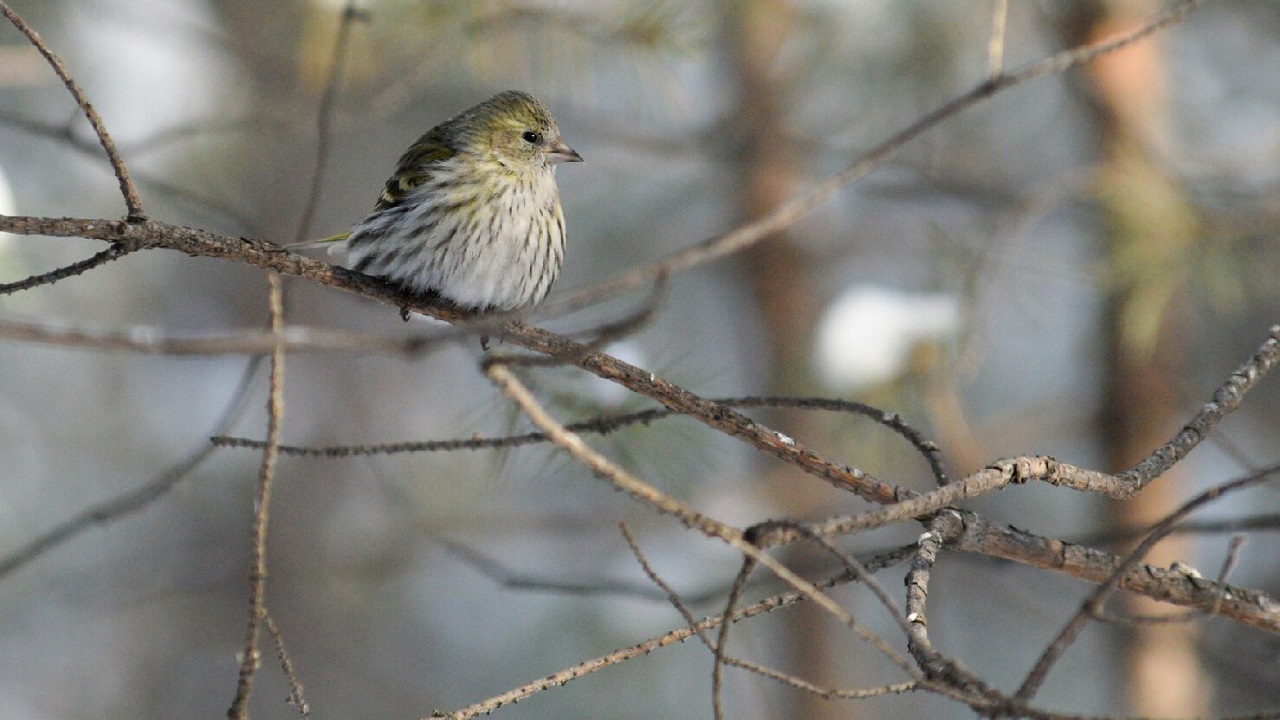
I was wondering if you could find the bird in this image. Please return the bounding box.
[301,90,582,313]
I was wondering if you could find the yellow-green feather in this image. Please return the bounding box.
[374,128,456,210]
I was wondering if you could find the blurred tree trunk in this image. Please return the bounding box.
[727,0,818,388]
[723,1,844,718]
[1066,2,1209,715]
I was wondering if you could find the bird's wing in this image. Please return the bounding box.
[293,128,456,249]
[373,127,457,211]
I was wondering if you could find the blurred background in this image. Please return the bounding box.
[2,1,1279,718]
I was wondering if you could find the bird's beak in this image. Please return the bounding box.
[546,140,583,164]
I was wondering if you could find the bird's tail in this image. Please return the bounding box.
[285,231,350,253]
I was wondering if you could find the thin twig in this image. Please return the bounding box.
[0,2,144,219]
[0,317,453,356]
[294,3,367,243]
[537,0,1203,315]
[228,274,287,720]
[1213,535,1248,612]
[948,509,1280,634]
[711,535,921,717]
[1013,462,1280,703]
[506,271,670,368]
[622,524,915,704]
[721,664,919,702]
[0,216,1162,508]
[216,382,913,504]
[113,116,283,157]
[437,532,916,606]
[619,523,712,646]
[265,610,311,717]
[1089,536,1250,627]
[755,456,1076,546]
[0,0,1207,511]
[434,546,917,719]
[798,528,913,638]
[231,14,360,708]
[483,360,918,670]
[436,533,670,600]
[788,321,1280,538]
[0,110,257,228]
[1074,515,1280,547]
[712,558,755,720]
[485,359,921,720]
[1113,325,1280,497]
[0,355,264,579]
[739,523,923,679]
[214,394,944,482]
[0,243,138,295]
[6,216,1280,631]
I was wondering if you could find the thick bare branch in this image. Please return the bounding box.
[950,510,1280,635]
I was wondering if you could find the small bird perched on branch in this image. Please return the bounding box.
[297,90,582,313]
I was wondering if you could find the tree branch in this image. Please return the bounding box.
[0,2,144,219]
[0,242,138,295]
[537,0,1204,315]
[227,274,287,720]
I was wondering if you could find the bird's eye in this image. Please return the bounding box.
[521,130,542,144]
